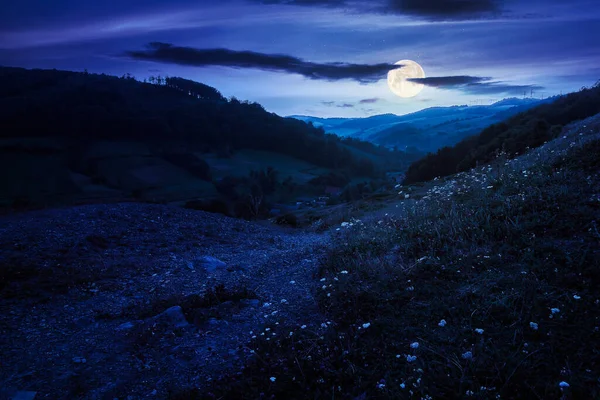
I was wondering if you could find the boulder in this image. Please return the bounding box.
[152,306,189,328]
[194,256,226,272]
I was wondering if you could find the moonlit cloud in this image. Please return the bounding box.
[408,76,544,95]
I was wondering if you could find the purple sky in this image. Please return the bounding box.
[1,0,598,117]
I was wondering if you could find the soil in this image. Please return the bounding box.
[0,203,330,399]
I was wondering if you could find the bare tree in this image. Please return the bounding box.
[247,193,263,219]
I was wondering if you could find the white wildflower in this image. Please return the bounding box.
[462,351,473,360]
[362,322,371,329]
[290,280,295,284]
[438,319,447,327]
[406,355,417,362]
[340,270,349,274]
[559,381,570,388]
[410,342,419,349]
[550,308,560,314]
[301,325,307,329]
[263,302,271,307]
[475,328,484,334]
[573,295,581,300]
[270,377,276,382]
[320,278,326,282]
[530,322,538,330]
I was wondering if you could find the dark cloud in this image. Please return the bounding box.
[125,42,397,82]
[385,0,501,19]
[408,76,490,86]
[408,75,544,95]
[254,0,503,19]
[321,101,335,106]
[461,81,544,95]
[337,103,355,108]
[359,97,380,104]
[259,0,346,6]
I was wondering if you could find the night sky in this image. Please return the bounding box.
[1,0,599,117]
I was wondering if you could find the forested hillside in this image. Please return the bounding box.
[0,67,421,214]
[0,67,400,176]
[404,82,600,184]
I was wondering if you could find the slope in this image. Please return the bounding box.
[201,112,600,399]
[404,83,600,184]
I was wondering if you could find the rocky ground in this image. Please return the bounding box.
[0,203,330,399]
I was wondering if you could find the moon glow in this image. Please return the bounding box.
[387,60,425,98]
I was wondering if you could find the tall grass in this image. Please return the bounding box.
[193,138,600,399]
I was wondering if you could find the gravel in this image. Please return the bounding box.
[0,203,330,398]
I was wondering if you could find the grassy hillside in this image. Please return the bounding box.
[404,82,600,184]
[196,113,600,399]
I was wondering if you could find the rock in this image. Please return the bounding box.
[116,321,136,331]
[195,256,226,272]
[153,306,189,328]
[240,299,260,307]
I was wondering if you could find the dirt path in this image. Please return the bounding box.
[0,203,330,399]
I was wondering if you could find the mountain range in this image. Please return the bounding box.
[291,97,554,153]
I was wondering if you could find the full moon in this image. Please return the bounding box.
[387,60,425,98]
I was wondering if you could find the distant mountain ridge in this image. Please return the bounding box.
[290,97,552,153]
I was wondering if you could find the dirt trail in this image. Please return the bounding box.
[0,203,330,399]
